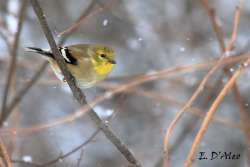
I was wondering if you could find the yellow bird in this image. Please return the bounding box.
[26,44,116,88]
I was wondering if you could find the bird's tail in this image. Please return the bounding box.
[25,47,54,58]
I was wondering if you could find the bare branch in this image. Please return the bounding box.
[0,62,48,125]
[184,1,244,166]
[184,66,243,167]
[0,0,97,126]
[163,54,225,167]
[0,139,12,167]
[30,0,141,166]
[58,0,117,37]
[57,0,98,37]
[41,129,99,166]
[12,129,100,167]
[1,0,28,122]
[201,0,250,164]
[1,52,249,136]
[200,0,225,52]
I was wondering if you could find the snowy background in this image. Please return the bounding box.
[0,0,250,167]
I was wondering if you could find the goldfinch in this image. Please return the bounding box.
[26,44,116,88]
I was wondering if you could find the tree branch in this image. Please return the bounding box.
[0,62,48,125]
[30,0,141,166]
[1,0,28,124]
[12,129,100,167]
[184,1,244,166]
[0,0,98,127]
[0,139,12,167]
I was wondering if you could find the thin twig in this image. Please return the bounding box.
[0,52,248,133]
[12,98,121,167]
[202,0,250,139]
[163,55,224,167]
[129,88,242,130]
[57,0,98,38]
[1,51,248,88]
[163,0,244,166]
[202,0,250,164]
[0,0,97,127]
[184,1,244,166]
[42,129,99,166]
[1,54,249,135]
[1,0,28,123]
[232,83,250,164]
[200,0,225,52]
[58,0,117,37]
[1,82,244,137]
[184,65,243,167]
[0,62,48,125]
[0,139,12,167]
[30,0,141,166]
[12,129,99,167]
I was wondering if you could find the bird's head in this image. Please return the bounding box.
[88,45,116,75]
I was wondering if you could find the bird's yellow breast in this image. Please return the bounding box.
[94,63,113,76]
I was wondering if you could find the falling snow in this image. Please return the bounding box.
[3,122,8,127]
[179,47,186,52]
[95,106,114,118]
[103,19,109,26]
[224,51,235,57]
[104,91,113,99]
[243,62,248,67]
[22,155,32,162]
[106,109,114,117]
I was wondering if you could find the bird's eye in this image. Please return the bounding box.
[100,54,106,58]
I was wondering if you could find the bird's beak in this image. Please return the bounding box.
[109,60,116,64]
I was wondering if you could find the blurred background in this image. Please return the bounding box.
[0,0,250,166]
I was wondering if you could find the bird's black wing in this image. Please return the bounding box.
[58,47,78,65]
